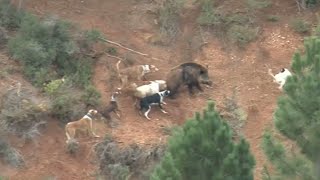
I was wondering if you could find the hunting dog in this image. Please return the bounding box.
[139,90,170,120]
[131,80,167,104]
[268,68,292,90]
[116,60,159,89]
[100,91,121,122]
[65,109,99,144]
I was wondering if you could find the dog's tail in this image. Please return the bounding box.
[116,60,122,75]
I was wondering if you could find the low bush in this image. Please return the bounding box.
[67,58,93,88]
[95,135,166,179]
[219,90,247,139]
[0,0,25,30]
[66,139,80,155]
[227,24,259,47]
[197,0,223,27]
[50,91,86,124]
[290,18,310,34]
[43,78,65,97]
[106,47,117,55]
[0,85,47,140]
[8,13,97,88]
[158,0,184,38]
[246,0,271,9]
[266,15,280,22]
[81,85,101,108]
[44,77,100,124]
[0,138,25,168]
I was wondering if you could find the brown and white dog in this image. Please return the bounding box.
[116,60,159,89]
[65,109,99,144]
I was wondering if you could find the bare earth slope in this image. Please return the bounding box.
[1,0,312,179]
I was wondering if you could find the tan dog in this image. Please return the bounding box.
[65,109,100,144]
[116,60,159,89]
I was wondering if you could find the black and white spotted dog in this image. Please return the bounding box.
[139,90,170,120]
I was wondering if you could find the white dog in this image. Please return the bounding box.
[268,68,292,90]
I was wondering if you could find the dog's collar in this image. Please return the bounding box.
[158,92,165,97]
[84,113,93,120]
[111,94,116,102]
[142,65,150,73]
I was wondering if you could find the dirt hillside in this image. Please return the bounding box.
[0,0,316,179]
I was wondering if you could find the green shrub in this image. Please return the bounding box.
[50,93,85,123]
[0,0,24,29]
[106,47,117,55]
[95,135,165,180]
[108,164,130,180]
[306,0,318,6]
[68,58,93,88]
[313,24,320,36]
[227,24,259,47]
[82,85,101,107]
[77,29,102,51]
[84,29,101,43]
[43,78,65,96]
[0,87,47,140]
[290,18,310,34]
[246,0,271,9]
[227,13,252,25]
[220,91,248,138]
[158,0,184,37]
[266,15,280,22]
[66,139,80,155]
[8,14,96,87]
[197,0,222,26]
[0,138,25,168]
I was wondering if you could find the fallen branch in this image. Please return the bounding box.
[104,53,124,61]
[98,37,164,62]
[99,37,147,56]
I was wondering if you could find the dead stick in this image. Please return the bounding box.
[99,37,148,56]
[104,53,124,61]
[98,37,163,62]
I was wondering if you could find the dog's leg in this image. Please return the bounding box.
[89,120,100,138]
[279,82,284,90]
[65,125,73,143]
[159,104,168,114]
[115,109,121,118]
[66,131,71,144]
[133,98,138,107]
[144,106,151,120]
[268,69,277,83]
[162,101,167,105]
[142,75,147,81]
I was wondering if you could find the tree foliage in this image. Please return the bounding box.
[151,101,255,180]
[262,36,320,180]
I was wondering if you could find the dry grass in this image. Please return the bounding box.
[0,138,25,168]
[95,135,166,179]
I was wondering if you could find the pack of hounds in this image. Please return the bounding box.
[65,60,292,144]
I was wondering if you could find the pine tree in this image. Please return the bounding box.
[262,36,320,180]
[150,101,255,180]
